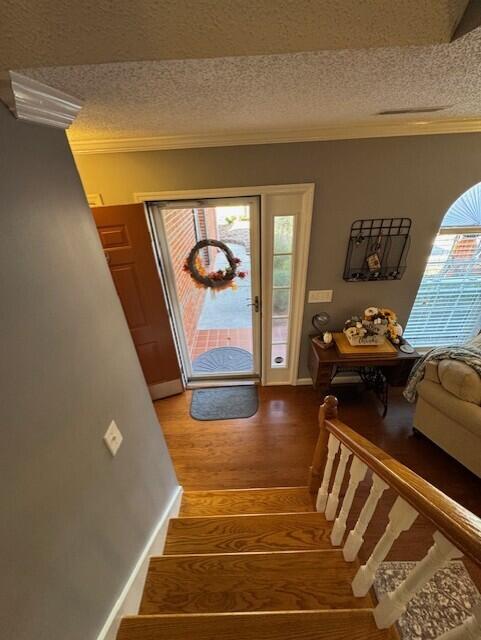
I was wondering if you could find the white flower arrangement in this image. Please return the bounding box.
[344,307,403,346]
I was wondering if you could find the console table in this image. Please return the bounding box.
[308,337,420,416]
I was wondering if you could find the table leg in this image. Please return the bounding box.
[382,382,389,418]
[360,367,389,417]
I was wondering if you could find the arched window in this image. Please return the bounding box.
[404,183,481,347]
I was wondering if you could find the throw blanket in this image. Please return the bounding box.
[404,345,481,403]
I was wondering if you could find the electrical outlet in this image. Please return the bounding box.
[308,289,333,303]
[103,420,123,456]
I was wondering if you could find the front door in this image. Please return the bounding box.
[150,198,261,384]
[92,203,182,399]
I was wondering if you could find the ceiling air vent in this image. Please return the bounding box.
[377,106,450,116]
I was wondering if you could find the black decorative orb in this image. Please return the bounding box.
[312,312,330,332]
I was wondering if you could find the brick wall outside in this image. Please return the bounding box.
[163,208,218,350]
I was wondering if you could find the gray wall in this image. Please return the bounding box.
[75,134,481,377]
[0,104,179,640]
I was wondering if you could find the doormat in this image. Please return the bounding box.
[190,386,259,421]
[192,347,253,373]
[374,561,481,640]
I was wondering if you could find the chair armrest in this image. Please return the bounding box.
[424,361,440,384]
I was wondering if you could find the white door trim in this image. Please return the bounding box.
[135,184,315,386]
[134,184,315,202]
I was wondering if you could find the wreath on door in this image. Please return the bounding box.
[183,239,247,291]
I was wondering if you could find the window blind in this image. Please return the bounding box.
[404,232,481,347]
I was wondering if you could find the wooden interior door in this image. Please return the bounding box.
[92,203,182,400]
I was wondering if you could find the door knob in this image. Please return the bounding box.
[247,296,260,312]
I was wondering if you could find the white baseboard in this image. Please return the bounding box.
[264,378,312,386]
[97,485,183,640]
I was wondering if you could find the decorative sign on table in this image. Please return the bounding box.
[333,332,398,358]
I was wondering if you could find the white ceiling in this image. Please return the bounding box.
[22,26,481,151]
[2,1,468,68]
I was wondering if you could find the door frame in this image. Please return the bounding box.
[149,197,262,384]
[136,183,315,385]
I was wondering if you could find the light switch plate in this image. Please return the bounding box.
[308,289,333,303]
[104,420,123,456]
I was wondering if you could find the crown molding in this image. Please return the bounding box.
[69,117,481,155]
[0,71,83,129]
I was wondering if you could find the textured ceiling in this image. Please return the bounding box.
[2,0,469,69]
[23,28,481,145]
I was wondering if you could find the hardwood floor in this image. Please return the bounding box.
[155,385,321,490]
[155,385,479,506]
[154,384,481,586]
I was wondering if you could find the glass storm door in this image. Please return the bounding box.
[151,197,261,383]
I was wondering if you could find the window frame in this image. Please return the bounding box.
[404,224,481,349]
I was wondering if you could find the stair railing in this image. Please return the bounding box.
[309,395,481,638]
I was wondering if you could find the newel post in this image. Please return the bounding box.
[308,395,338,494]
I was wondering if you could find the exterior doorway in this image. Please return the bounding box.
[151,198,261,384]
[141,183,314,388]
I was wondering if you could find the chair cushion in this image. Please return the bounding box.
[438,359,481,405]
[424,361,440,384]
[417,380,481,438]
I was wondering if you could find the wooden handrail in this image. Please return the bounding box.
[321,404,481,565]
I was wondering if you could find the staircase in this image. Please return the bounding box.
[117,486,397,640]
[117,396,481,639]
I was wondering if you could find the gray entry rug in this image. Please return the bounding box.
[374,561,481,640]
[192,347,253,374]
[190,386,259,421]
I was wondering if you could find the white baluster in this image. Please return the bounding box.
[316,434,340,512]
[325,444,352,521]
[331,456,367,546]
[374,531,463,628]
[435,603,481,640]
[343,473,388,561]
[352,496,418,597]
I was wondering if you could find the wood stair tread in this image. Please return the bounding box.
[179,487,315,517]
[165,512,332,554]
[139,550,372,615]
[118,610,398,640]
